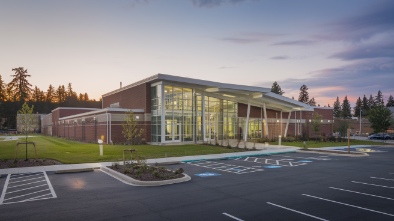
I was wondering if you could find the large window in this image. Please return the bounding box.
[151,83,238,143]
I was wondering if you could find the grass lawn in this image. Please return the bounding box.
[0,135,243,164]
[271,139,388,148]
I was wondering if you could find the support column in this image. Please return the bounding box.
[202,95,206,141]
[284,112,291,137]
[263,103,268,138]
[244,101,251,142]
[160,85,165,143]
[280,111,283,136]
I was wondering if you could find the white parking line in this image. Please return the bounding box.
[0,175,10,204]
[370,177,394,181]
[352,181,394,189]
[7,180,46,188]
[10,173,42,179]
[222,212,244,221]
[302,194,394,217]
[9,176,45,184]
[329,187,394,201]
[267,202,329,221]
[4,189,50,202]
[7,184,48,194]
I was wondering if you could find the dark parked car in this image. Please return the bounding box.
[368,133,393,140]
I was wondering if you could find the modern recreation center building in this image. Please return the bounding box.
[41,74,333,144]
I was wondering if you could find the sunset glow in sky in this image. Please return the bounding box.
[1,0,393,107]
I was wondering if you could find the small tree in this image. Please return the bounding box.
[122,110,144,145]
[311,113,322,142]
[17,102,35,160]
[368,105,392,133]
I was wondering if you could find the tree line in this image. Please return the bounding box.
[271,82,394,133]
[0,67,101,130]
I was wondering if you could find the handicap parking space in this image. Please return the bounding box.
[184,153,334,176]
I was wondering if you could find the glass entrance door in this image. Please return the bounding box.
[165,120,181,142]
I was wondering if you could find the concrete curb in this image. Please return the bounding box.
[297,149,369,157]
[55,168,95,174]
[100,166,191,186]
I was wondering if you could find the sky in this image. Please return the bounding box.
[1,0,393,107]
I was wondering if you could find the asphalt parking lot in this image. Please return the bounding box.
[1,146,393,221]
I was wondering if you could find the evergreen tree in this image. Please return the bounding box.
[368,105,393,133]
[362,95,369,116]
[375,90,384,106]
[56,85,67,103]
[354,97,362,117]
[308,97,316,106]
[270,81,284,95]
[0,74,5,101]
[46,84,55,102]
[8,67,32,101]
[341,96,352,118]
[31,86,42,102]
[333,97,341,118]
[386,95,394,107]
[298,85,309,103]
[78,93,84,101]
[368,94,375,109]
[83,93,89,101]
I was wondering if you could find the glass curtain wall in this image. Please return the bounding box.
[151,83,238,143]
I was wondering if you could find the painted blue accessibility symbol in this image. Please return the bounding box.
[195,172,222,177]
[264,165,282,169]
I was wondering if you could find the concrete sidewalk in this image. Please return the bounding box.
[0,146,299,175]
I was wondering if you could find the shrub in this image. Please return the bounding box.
[175,168,184,174]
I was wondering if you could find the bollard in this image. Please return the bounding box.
[278,135,282,146]
[98,139,103,156]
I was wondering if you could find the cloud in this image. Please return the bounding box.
[270,56,289,60]
[220,32,282,44]
[272,40,317,46]
[191,0,253,8]
[256,58,394,105]
[329,35,394,60]
[318,1,394,42]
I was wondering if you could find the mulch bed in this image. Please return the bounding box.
[0,159,62,169]
[109,163,184,181]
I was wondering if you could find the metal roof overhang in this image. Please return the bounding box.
[103,73,313,112]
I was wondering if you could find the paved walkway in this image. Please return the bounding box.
[0,145,298,175]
